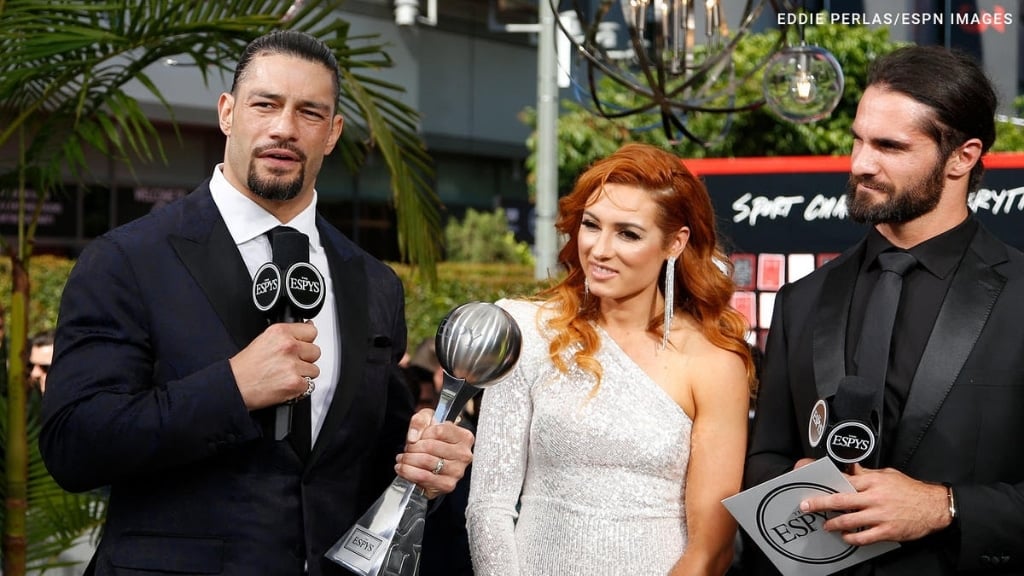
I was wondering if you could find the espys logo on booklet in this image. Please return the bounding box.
[756,483,854,565]
[723,458,899,576]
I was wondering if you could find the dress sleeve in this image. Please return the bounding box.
[465,299,537,576]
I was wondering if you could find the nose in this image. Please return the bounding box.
[850,141,876,179]
[268,109,299,140]
[590,229,614,259]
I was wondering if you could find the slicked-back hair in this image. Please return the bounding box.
[867,45,997,193]
[230,30,340,109]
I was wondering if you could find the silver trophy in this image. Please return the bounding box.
[327,301,522,576]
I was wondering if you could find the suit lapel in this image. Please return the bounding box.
[169,189,280,441]
[169,188,266,350]
[168,216,266,350]
[889,234,1006,467]
[309,226,369,465]
[812,245,863,400]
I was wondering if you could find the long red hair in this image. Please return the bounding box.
[536,143,756,391]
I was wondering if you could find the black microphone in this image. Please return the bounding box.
[270,226,325,323]
[251,227,326,442]
[809,375,883,472]
[253,229,326,322]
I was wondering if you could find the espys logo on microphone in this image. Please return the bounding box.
[826,421,875,465]
[284,262,325,314]
[252,263,282,313]
[756,483,855,564]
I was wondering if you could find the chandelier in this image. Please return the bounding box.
[551,0,844,145]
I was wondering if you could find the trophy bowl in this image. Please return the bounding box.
[435,301,521,387]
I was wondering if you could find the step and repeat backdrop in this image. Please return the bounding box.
[689,154,1024,347]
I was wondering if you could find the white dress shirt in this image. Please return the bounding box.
[209,165,339,443]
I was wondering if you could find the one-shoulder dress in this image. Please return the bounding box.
[466,299,693,576]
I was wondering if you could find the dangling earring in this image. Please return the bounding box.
[583,276,590,305]
[661,256,677,351]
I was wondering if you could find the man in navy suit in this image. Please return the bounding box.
[40,30,473,575]
[746,46,1024,574]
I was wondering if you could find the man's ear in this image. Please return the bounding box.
[948,137,983,178]
[217,93,234,136]
[324,114,344,155]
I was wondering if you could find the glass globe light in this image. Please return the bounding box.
[763,44,845,124]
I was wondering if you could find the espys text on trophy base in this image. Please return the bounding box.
[326,302,521,576]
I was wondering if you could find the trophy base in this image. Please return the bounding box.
[326,480,429,576]
[379,491,428,576]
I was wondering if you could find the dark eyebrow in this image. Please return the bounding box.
[251,91,333,114]
[582,209,648,233]
[851,127,912,151]
[869,136,911,151]
[299,99,333,114]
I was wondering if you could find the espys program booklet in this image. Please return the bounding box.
[723,458,899,576]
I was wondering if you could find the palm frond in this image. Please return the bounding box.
[0,0,440,270]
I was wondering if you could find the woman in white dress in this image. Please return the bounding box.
[466,143,756,576]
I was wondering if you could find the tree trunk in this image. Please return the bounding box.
[3,254,29,576]
[4,126,32,575]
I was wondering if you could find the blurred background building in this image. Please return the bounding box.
[0,0,1019,263]
[0,0,541,261]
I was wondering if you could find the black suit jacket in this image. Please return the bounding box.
[40,182,413,575]
[745,223,1024,575]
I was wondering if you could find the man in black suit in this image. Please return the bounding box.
[40,30,473,575]
[745,46,1024,574]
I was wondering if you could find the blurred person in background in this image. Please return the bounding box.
[29,329,54,393]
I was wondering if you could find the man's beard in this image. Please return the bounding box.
[846,156,946,225]
[247,145,306,201]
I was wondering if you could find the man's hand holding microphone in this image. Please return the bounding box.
[232,227,325,440]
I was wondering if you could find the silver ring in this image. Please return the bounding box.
[286,377,315,404]
[432,458,445,475]
[301,377,315,398]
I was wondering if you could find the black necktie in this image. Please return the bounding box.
[834,250,917,467]
[268,225,312,458]
[854,251,918,386]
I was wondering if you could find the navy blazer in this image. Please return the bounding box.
[746,223,1024,575]
[40,182,413,575]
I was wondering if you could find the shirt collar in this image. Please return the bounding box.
[209,164,321,251]
[862,214,978,279]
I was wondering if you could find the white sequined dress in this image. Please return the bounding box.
[466,299,693,576]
